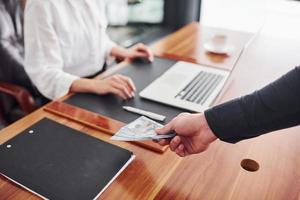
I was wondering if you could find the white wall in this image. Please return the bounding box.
[201,0,300,41]
[201,0,266,33]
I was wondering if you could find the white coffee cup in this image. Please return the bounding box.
[204,34,234,54]
[211,34,227,51]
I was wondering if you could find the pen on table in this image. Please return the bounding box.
[122,106,166,122]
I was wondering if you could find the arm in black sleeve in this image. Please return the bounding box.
[204,66,300,143]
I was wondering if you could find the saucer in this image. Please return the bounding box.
[204,41,235,55]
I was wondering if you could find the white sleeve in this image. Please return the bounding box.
[105,34,117,57]
[98,0,117,57]
[24,1,79,100]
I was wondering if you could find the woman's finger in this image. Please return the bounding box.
[117,75,136,92]
[109,77,132,99]
[109,87,127,100]
[134,43,154,61]
[130,51,149,59]
[112,81,132,99]
[111,76,133,97]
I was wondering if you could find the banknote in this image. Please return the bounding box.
[111,116,176,141]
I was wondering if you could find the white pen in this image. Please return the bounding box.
[122,106,166,122]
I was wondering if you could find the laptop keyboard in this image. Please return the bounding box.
[175,71,225,105]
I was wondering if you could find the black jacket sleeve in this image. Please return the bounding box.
[204,66,300,143]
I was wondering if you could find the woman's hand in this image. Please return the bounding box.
[93,74,136,100]
[70,74,136,100]
[111,43,154,62]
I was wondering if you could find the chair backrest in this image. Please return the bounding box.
[0,100,6,126]
[0,0,37,123]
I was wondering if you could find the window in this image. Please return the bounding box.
[201,0,300,40]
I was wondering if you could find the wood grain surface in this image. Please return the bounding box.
[44,101,168,153]
[1,23,300,200]
[152,22,253,70]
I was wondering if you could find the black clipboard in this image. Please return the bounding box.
[0,118,134,200]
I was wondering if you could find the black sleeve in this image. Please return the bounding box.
[204,66,300,143]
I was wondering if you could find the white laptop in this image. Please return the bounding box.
[139,61,230,112]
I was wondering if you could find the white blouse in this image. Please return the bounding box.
[24,0,116,99]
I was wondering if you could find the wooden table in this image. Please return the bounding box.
[1,23,300,200]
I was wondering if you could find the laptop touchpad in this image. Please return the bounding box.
[161,72,188,88]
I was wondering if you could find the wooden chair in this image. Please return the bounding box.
[0,82,36,126]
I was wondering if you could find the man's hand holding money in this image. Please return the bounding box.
[155,113,217,157]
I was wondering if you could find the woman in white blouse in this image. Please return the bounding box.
[24,0,153,100]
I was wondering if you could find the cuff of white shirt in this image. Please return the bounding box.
[53,74,80,100]
[105,39,117,58]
